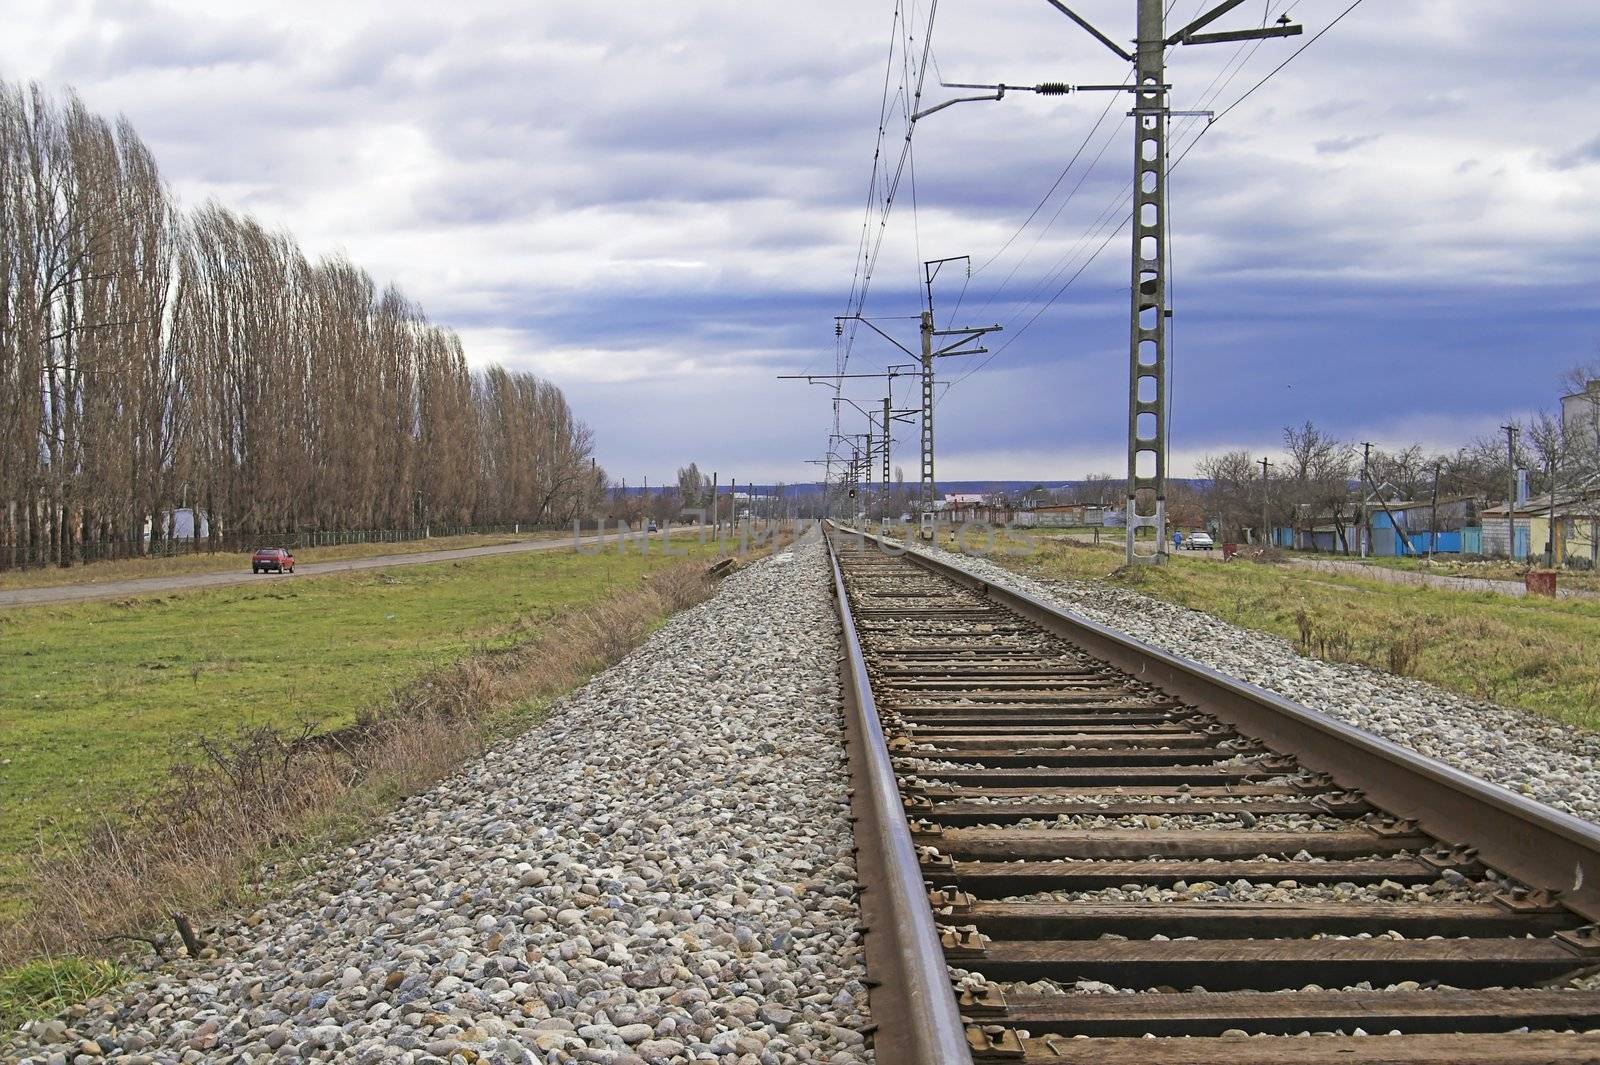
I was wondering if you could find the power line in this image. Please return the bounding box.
[944,0,1355,394]
[977,0,1297,337]
[970,74,1130,280]
[834,0,941,381]
[972,119,1129,325]
[807,3,904,380]
[1218,0,1358,122]
[1172,0,1365,168]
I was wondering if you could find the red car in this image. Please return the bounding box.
[251,547,295,574]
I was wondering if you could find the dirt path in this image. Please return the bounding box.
[0,528,692,609]
[1286,555,1597,601]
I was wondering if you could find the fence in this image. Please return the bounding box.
[0,521,580,572]
[1396,530,1463,555]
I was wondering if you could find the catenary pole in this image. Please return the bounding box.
[1126,0,1171,566]
[920,309,936,517]
[882,395,893,487]
[1030,2,1299,564]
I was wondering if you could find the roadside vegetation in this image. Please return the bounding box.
[0,957,130,1034]
[963,532,1600,731]
[0,531,773,986]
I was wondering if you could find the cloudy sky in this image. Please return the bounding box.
[6,1,1599,486]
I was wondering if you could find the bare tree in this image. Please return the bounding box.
[0,79,604,570]
[1197,450,1258,542]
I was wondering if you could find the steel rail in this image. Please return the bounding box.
[824,526,975,1065]
[851,527,1600,922]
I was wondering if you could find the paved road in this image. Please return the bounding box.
[0,529,670,610]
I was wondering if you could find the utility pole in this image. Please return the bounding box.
[1545,446,1559,568]
[1125,0,1172,566]
[1502,423,1519,561]
[1004,2,1300,565]
[711,471,718,528]
[919,309,936,517]
[832,281,997,537]
[921,257,1000,527]
[850,4,1301,562]
[1356,444,1416,559]
[1359,443,1372,558]
[882,395,893,488]
[1428,461,1441,560]
[1259,457,1274,547]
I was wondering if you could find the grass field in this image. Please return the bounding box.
[0,529,575,592]
[0,536,728,877]
[959,532,1600,731]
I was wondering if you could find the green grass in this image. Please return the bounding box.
[0,537,724,880]
[0,956,129,1031]
[977,534,1600,730]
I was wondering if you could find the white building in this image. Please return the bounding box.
[1563,380,1600,450]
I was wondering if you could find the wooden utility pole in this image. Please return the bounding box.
[1548,458,1558,567]
[1259,457,1274,547]
[1501,424,1519,561]
[1428,461,1442,560]
[1359,442,1373,558]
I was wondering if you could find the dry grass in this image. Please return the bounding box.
[0,560,715,972]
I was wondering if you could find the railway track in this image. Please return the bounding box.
[824,526,1600,1064]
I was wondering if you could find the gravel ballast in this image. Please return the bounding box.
[908,542,1600,825]
[12,540,871,1065]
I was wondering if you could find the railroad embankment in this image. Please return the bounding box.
[7,541,872,1063]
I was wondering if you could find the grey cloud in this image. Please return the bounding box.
[1553,132,1600,170]
[1314,133,1378,155]
[9,0,1600,483]
[59,0,291,76]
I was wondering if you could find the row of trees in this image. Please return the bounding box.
[1198,365,1600,544]
[1,82,604,568]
